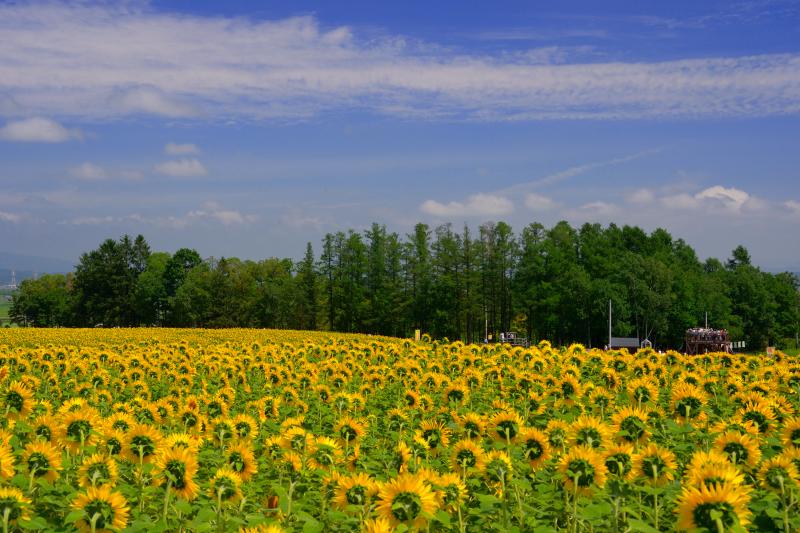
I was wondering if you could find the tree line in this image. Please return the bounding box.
[9,221,800,350]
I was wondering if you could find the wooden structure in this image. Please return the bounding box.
[498,332,530,348]
[685,327,731,355]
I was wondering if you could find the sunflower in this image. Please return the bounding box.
[4,381,33,420]
[71,485,129,533]
[0,443,14,479]
[153,447,199,500]
[488,411,523,444]
[736,399,777,435]
[713,431,762,468]
[403,390,421,409]
[443,382,469,405]
[483,450,514,495]
[209,467,243,503]
[670,382,708,424]
[164,432,202,453]
[210,419,235,445]
[627,378,659,406]
[558,446,607,496]
[436,473,468,511]
[23,441,62,482]
[307,436,342,471]
[376,473,439,529]
[362,517,394,533]
[456,412,485,440]
[758,456,799,492]
[232,414,259,441]
[450,439,485,473]
[31,414,56,442]
[78,454,119,488]
[240,525,287,533]
[100,429,126,457]
[557,375,582,404]
[282,451,304,474]
[782,417,800,450]
[335,417,367,444]
[611,406,650,444]
[415,419,451,454]
[603,443,635,480]
[392,441,412,473]
[225,442,258,481]
[105,413,135,434]
[57,409,100,453]
[685,462,746,489]
[675,483,751,531]
[632,444,677,486]
[332,473,378,511]
[569,415,613,450]
[546,419,571,449]
[123,423,163,464]
[0,487,31,526]
[518,428,551,470]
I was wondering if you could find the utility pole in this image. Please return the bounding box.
[705,311,708,329]
[608,299,612,348]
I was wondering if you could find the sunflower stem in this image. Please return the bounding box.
[90,512,100,533]
[572,474,579,533]
[2,507,10,533]
[162,478,172,523]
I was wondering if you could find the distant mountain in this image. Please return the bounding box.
[0,252,74,277]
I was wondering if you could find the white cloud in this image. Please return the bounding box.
[695,185,751,211]
[64,215,115,226]
[1,4,799,121]
[280,210,324,230]
[784,200,800,216]
[0,117,82,142]
[524,193,557,210]
[662,185,763,213]
[70,162,107,181]
[420,193,514,217]
[661,193,699,210]
[570,201,618,217]
[114,88,196,117]
[154,158,207,177]
[165,142,200,155]
[61,203,256,228]
[626,188,655,204]
[0,210,21,223]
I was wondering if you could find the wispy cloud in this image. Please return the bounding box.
[496,149,660,197]
[0,117,82,142]
[524,193,558,211]
[420,194,514,217]
[165,142,200,156]
[154,159,207,177]
[1,4,799,121]
[61,202,257,229]
[70,162,107,181]
[0,210,21,223]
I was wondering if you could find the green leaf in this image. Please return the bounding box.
[64,510,85,524]
[434,509,451,526]
[627,519,660,533]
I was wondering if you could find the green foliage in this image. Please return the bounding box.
[8,223,800,352]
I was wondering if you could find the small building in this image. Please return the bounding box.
[609,337,640,351]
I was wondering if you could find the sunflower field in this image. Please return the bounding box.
[0,329,798,532]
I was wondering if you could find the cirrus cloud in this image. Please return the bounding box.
[1,4,800,121]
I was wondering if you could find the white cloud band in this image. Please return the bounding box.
[1,4,799,121]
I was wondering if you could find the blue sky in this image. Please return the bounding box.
[1,0,799,271]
